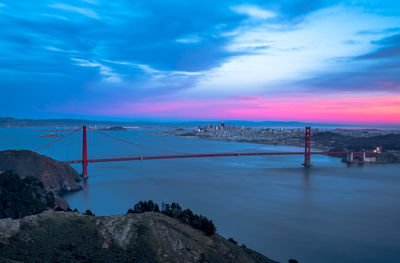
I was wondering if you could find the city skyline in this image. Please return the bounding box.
[1,0,400,125]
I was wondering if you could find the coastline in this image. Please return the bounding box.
[146,128,400,164]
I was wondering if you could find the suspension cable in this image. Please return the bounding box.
[34,127,82,152]
[87,127,195,155]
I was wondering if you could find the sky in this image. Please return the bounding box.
[1,0,400,124]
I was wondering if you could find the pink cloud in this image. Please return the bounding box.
[84,94,400,124]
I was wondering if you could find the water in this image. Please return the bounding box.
[1,128,399,263]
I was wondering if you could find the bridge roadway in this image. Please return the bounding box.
[63,151,351,164]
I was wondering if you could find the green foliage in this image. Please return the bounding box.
[0,170,55,219]
[127,200,216,236]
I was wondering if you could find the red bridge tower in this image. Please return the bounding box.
[82,125,88,178]
[303,126,311,167]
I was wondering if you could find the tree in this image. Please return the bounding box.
[0,170,55,219]
[130,200,217,236]
[228,238,238,245]
[84,210,95,216]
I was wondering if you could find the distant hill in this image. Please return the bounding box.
[0,117,140,128]
[0,116,341,128]
[313,132,400,151]
[0,211,278,263]
[2,116,397,129]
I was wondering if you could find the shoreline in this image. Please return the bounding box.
[146,129,400,164]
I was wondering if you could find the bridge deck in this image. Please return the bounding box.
[63,151,350,164]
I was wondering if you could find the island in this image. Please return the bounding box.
[99,126,128,131]
[40,133,63,138]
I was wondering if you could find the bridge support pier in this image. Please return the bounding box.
[82,125,88,178]
[303,126,311,167]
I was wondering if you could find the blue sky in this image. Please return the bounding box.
[1,0,400,123]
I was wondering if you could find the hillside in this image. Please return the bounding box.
[0,150,81,193]
[0,211,277,263]
[0,150,82,209]
[313,132,400,151]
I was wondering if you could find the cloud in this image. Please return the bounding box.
[67,93,400,124]
[176,35,203,44]
[183,5,400,97]
[358,33,400,59]
[49,3,99,19]
[230,4,276,20]
[1,0,400,123]
[81,0,98,4]
[71,58,122,82]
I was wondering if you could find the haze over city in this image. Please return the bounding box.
[1,0,400,124]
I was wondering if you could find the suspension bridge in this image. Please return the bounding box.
[34,126,366,178]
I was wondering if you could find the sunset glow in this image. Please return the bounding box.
[1,0,399,125]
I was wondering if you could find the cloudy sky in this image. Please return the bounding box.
[1,0,400,124]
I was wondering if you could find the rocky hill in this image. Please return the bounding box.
[0,211,277,263]
[0,150,81,193]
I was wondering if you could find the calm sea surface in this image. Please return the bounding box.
[1,128,399,263]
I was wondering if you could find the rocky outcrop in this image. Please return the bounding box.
[0,150,81,193]
[0,211,277,263]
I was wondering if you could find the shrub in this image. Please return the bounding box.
[133,200,160,213]
[84,210,95,216]
[0,170,55,219]
[128,201,217,236]
[228,238,238,245]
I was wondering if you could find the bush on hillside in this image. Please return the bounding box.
[0,170,55,219]
[127,200,216,236]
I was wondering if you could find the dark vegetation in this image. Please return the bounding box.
[0,170,55,219]
[0,149,81,193]
[127,200,216,236]
[313,132,400,151]
[228,237,238,245]
[54,206,97,217]
[0,215,156,263]
[84,209,95,216]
